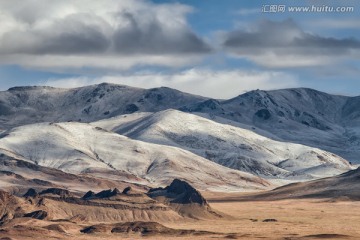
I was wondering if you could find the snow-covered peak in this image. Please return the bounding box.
[0,83,205,129]
[7,86,58,91]
[179,88,360,164]
[93,110,352,182]
[1,83,360,165]
[0,121,269,191]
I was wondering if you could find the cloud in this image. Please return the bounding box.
[1,13,111,55]
[0,0,210,70]
[308,19,360,29]
[113,11,210,55]
[43,68,299,99]
[0,53,205,71]
[222,19,360,68]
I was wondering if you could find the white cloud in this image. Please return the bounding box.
[0,0,210,70]
[43,69,299,99]
[223,19,360,68]
[308,19,360,29]
[0,54,205,70]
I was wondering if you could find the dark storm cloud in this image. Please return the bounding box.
[223,19,360,56]
[0,13,111,55]
[0,10,210,56]
[113,12,211,55]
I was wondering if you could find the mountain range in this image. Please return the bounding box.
[0,83,359,191]
[0,83,359,165]
[0,82,359,239]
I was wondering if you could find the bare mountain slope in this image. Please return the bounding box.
[93,110,352,182]
[237,167,360,201]
[0,122,269,191]
[0,154,148,195]
[0,180,229,239]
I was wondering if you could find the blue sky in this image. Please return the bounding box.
[0,0,359,98]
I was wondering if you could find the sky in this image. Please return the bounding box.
[0,0,359,98]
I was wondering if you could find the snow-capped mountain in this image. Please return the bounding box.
[0,83,359,186]
[1,84,359,166]
[0,83,205,129]
[93,110,352,182]
[181,88,360,164]
[1,84,360,166]
[0,122,269,191]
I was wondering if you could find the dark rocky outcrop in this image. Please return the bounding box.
[39,188,70,197]
[94,188,120,199]
[82,191,95,200]
[125,104,139,114]
[81,221,213,236]
[82,187,136,200]
[122,187,132,195]
[180,99,223,112]
[166,179,208,205]
[80,225,101,234]
[110,221,181,234]
[23,188,38,198]
[148,179,207,205]
[255,109,271,120]
[23,210,48,220]
[263,218,277,222]
[146,179,225,219]
[94,189,112,198]
[148,179,208,205]
[113,188,121,195]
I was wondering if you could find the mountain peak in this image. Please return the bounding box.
[7,86,57,91]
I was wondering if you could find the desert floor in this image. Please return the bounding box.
[2,194,360,240]
[165,197,360,240]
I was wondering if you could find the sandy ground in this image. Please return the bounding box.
[164,199,360,240]
[2,196,360,240]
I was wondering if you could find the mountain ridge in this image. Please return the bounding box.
[93,109,352,182]
[1,82,360,164]
[0,121,269,192]
[235,167,360,201]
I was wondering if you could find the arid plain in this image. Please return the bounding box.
[2,192,360,240]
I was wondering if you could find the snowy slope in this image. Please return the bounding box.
[93,110,352,181]
[180,88,360,164]
[0,83,205,129]
[0,122,269,191]
[1,83,360,164]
